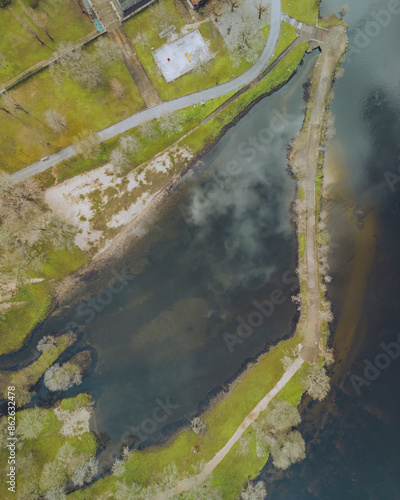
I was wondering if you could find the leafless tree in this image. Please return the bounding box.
[266,401,301,432]
[44,485,66,500]
[110,78,127,100]
[205,0,223,22]
[151,2,175,31]
[110,148,129,172]
[44,362,82,392]
[94,37,121,65]
[253,0,269,20]
[136,31,151,49]
[112,458,126,477]
[240,480,267,500]
[73,130,101,159]
[37,335,58,352]
[269,430,306,470]
[18,407,50,440]
[158,111,183,136]
[120,135,139,154]
[191,416,207,435]
[71,458,98,486]
[44,110,67,133]
[301,364,330,401]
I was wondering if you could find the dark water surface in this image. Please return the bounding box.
[0,55,318,462]
[262,0,400,498]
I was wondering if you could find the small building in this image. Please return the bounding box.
[186,0,206,10]
[115,0,156,18]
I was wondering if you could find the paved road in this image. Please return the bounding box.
[11,0,282,184]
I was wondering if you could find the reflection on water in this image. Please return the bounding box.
[0,55,319,462]
[262,0,400,498]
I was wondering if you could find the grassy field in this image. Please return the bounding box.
[123,0,264,101]
[0,245,87,355]
[69,335,303,499]
[0,0,93,84]
[0,35,145,174]
[282,0,320,25]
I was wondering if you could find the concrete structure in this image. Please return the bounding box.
[153,29,212,82]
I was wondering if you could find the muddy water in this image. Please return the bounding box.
[0,55,318,463]
[262,0,400,498]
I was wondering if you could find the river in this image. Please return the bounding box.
[261,0,400,498]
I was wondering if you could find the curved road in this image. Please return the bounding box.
[11,0,282,184]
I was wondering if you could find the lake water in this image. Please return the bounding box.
[0,54,318,464]
[261,0,400,498]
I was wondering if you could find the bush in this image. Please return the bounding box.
[0,0,11,7]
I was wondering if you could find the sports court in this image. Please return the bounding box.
[153,29,212,83]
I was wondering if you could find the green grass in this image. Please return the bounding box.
[270,21,298,63]
[123,0,262,101]
[318,14,345,28]
[282,0,320,25]
[69,335,302,499]
[299,233,305,258]
[0,243,87,355]
[0,35,145,173]
[0,282,51,355]
[0,0,93,83]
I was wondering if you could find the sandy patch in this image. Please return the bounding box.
[44,145,193,252]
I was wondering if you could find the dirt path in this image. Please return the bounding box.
[291,26,347,362]
[155,357,304,500]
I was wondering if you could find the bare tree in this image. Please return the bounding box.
[71,458,98,486]
[44,485,67,500]
[110,78,126,100]
[301,364,330,401]
[44,362,82,392]
[37,335,58,352]
[240,481,267,500]
[110,148,129,172]
[191,416,207,435]
[112,459,126,477]
[44,110,67,133]
[136,31,151,49]
[50,42,104,89]
[253,0,269,20]
[73,130,101,159]
[119,135,139,153]
[265,401,301,432]
[18,407,49,440]
[151,2,175,31]
[205,0,223,22]
[94,37,121,65]
[158,111,183,136]
[269,430,306,470]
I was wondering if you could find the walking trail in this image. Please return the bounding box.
[156,357,304,500]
